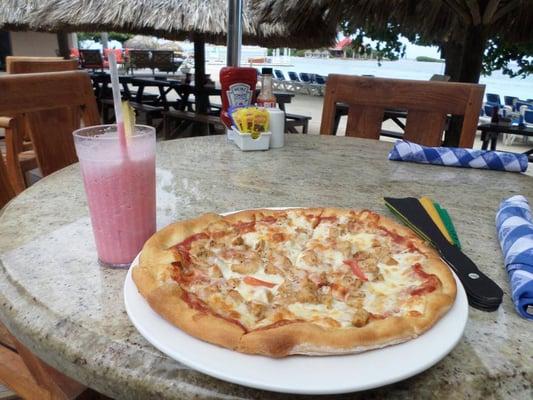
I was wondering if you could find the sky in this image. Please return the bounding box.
[361,35,442,60]
[400,37,441,60]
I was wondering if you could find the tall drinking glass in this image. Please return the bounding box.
[73,125,156,268]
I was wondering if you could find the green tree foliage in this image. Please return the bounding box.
[77,32,133,44]
[342,23,406,65]
[339,20,532,79]
[483,38,533,78]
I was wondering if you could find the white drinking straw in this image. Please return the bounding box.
[108,51,128,156]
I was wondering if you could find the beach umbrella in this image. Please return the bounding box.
[157,40,184,53]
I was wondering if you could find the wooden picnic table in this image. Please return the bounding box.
[89,73,294,113]
[478,122,533,160]
[130,78,295,112]
[0,135,531,399]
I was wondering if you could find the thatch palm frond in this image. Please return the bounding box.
[0,0,337,48]
[254,0,533,44]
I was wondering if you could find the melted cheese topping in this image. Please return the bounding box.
[343,232,375,252]
[288,300,354,327]
[175,209,435,330]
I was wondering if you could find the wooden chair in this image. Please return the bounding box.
[320,74,485,147]
[128,50,151,74]
[2,57,80,189]
[78,49,104,71]
[0,150,15,209]
[151,50,178,74]
[0,321,87,399]
[0,72,103,399]
[0,71,100,178]
[0,116,33,194]
[6,56,79,74]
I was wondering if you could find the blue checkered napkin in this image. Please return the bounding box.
[388,140,528,173]
[496,195,533,319]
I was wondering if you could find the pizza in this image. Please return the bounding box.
[133,208,456,357]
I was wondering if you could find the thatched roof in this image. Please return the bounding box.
[254,0,533,45]
[0,0,336,48]
[123,35,160,50]
[157,39,184,52]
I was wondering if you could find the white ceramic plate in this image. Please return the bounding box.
[124,246,468,394]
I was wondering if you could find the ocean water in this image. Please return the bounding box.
[271,57,533,101]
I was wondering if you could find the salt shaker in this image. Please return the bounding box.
[268,108,285,148]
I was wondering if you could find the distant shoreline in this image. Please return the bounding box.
[205,57,532,99]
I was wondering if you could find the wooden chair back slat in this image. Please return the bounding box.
[6,54,80,142]
[0,71,100,177]
[6,56,78,74]
[79,49,103,69]
[320,75,485,147]
[1,117,27,194]
[404,111,447,146]
[345,106,383,139]
[24,108,81,176]
[0,152,15,209]
[129,50,152,69]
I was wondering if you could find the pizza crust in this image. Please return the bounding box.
[134,266,245,349]
[133,208,457,357]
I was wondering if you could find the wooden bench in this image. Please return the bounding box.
[285,113,311,134]
[379,129,403,139]
[163,109,224,139]
[101,99,163,126]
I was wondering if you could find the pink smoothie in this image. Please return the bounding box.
[75,126,156,266]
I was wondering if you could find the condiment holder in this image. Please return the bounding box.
[229,127,271,151]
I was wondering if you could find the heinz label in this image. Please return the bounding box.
[227,83,253,107]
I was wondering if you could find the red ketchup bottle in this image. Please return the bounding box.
[219,67,257,128]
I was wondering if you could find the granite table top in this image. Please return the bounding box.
[0,135,531,399]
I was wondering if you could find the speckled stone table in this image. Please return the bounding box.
[0,135,532,399]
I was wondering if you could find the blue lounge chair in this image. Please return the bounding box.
[314,74,327,85]
[287,71,301,82]
[484,104,499,117]
[314,74,327,96]
[504,96,518,108]
[524,110,533,125]
[273,69,289,91]
[515,100,533,111]
[287,71,309,94]
[300,72,323,95]
[299,72,312,83]
[486,93,502,106]
[274,69,285,80]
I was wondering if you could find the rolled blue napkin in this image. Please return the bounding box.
[495,195,533,319]
[388,140,528,173]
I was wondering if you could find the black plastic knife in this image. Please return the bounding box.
[384,197,503,311]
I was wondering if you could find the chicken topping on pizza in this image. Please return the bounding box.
[168,209,440,332]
